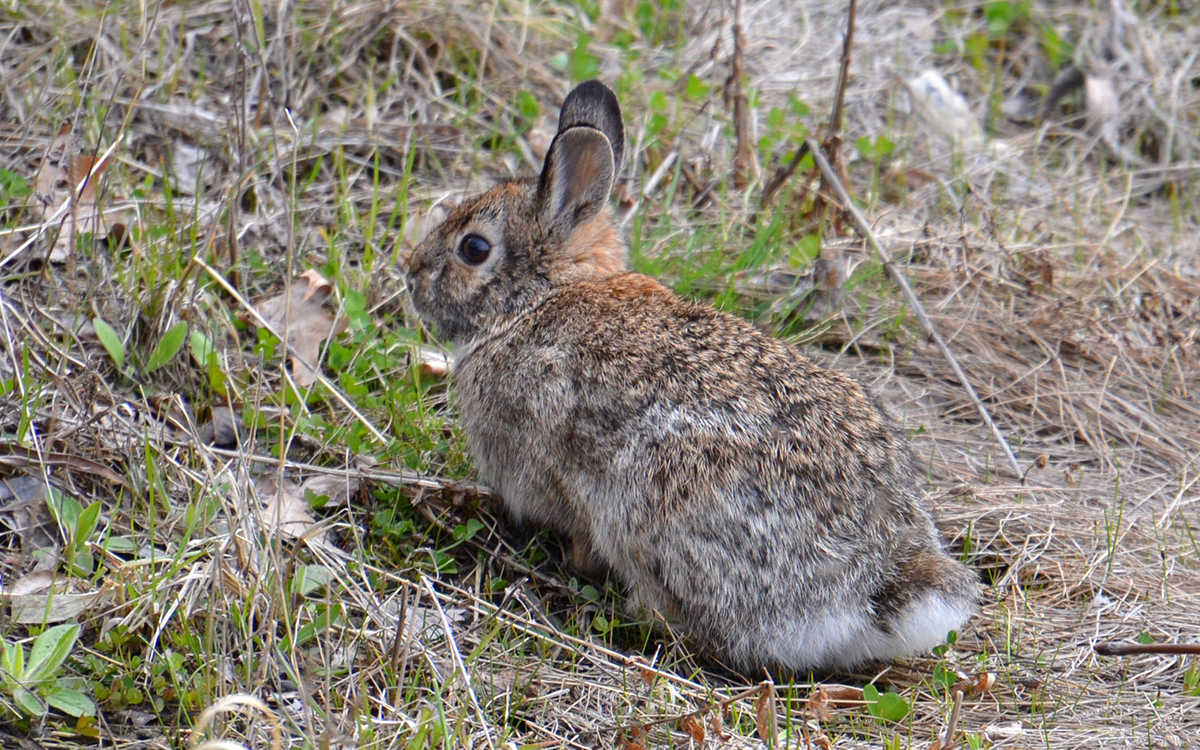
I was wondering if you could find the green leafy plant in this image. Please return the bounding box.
[567,33,600,82]
[144,321,188,372]
[863,682,910,723]
[93,318,125,371]
[189,330,226,391]
[0,168,30,217]
[0,623,96,720]
[1184,659,1200,697]
[46,491,101,577]
[983,0,1031,37]
[855,134,895,162]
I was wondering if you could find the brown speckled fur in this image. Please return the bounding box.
[403,81,977,673]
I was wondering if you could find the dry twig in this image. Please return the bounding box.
[806,138,1023,478]
[1094,641,1200,656]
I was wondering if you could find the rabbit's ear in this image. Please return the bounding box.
[533,81,627,283]
[536,125,615,232]
[556,80,624,171]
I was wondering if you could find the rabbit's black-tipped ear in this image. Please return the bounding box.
[556,80,624,171]
[537,126,615,231]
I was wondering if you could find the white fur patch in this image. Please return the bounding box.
[755,594,972,671]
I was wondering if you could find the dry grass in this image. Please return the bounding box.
[0,0,1198,747]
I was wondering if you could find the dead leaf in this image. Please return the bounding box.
[708,709,728,741]
[809,727,833,750]
[416,346,451,377]
[253,271,348,387]
[0,474,56,552]
[985,721,1023,741]
[166,140,214,196]
[254,475,328,546]
[30,122,122,262]
[629,654,656,687]
[1084,73,1118,130]
[201,405,242,447]
[678,714,705,743]
[755,682,776,746]
[806,686,833,722]
[618,726,646,750]
[953,671,996,696]
[819,684,865,707]
[299,474,361,508]
[3,574,115,624]
[6,570,62,596]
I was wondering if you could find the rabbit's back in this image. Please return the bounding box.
[455,272,976,671]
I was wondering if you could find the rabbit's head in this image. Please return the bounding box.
[404,80,626,345]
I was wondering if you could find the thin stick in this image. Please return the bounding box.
[940,690,964,749]
[826,0,857,141]
[728,0,758,188]
[760,139,810,208]
[760,0,855,207]
[805,138,1023,478]
[1094,641,1200,656]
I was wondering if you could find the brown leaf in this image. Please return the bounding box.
[967,672,996,696]
[254,475,328,546]
[708,709,728,741]
[619,725,646,750]
[299,474,361,508]
[298,268,334,301]
[0,474,56,552]
[254,273,348,387]
[820,684,865,707]
[6,570,63,596]
[811,730,833,750]
[629,655,656,687]
[30,122,120,262]
[201,405,242,447]
[678,714,705,743]
[806,686,833,722]
[3,574,116,624]
[755,682,776,746]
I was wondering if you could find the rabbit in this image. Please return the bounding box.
[402,80,978,673]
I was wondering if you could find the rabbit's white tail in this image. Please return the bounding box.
[875,592,974,659]
[755,590,971,672]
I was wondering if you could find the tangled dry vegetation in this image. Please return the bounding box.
[0,0,1198,748]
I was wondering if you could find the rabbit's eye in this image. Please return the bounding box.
[458,234,491,266]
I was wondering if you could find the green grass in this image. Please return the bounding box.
[1,0,1199,747]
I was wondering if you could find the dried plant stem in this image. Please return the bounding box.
[421,575,496,750]
[937,690,965,750]
[603,682,768,735]
[826,0,857,142]
[1095,641,1200,656]
[728,0,758,188]
[760,0,855,208]
[805,138,1023,479]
